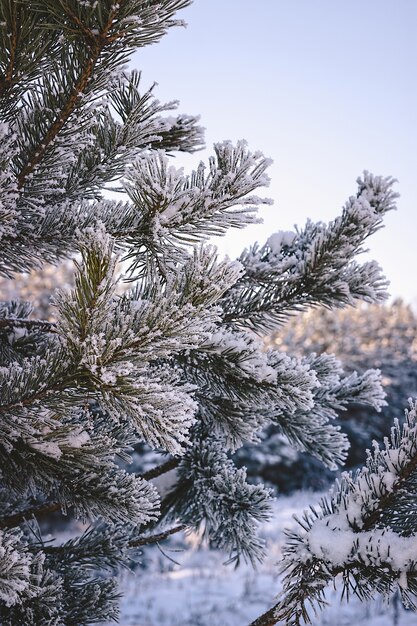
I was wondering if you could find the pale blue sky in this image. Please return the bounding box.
[133,0,417,304]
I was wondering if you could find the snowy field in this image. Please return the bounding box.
[104,491,417,626]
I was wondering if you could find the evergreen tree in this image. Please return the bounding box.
[0,1,407,624]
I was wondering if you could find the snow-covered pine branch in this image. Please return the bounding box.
[222,172,397,333]
[272,400,417,626]
[55,228,243,452]
[122,140,272,276]
[161,434,273,566]
[0,1,202,276]
[179,334,385,465]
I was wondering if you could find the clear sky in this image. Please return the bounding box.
[132,0,417,305]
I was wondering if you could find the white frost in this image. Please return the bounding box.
[267,230,296,254]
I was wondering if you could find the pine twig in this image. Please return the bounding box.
[0,318,57,333]
[0,502,61,530]
[17,5,121,189]
[129,524,186,548]
[361,447,417,531]
[0,458,181,531]
[141,457,180,481]
[247,605,280,626]
[0,5,18,96]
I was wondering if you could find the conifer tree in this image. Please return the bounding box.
[0,1,408,624]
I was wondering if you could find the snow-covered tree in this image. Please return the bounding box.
[0,1,408,624]
[271,299,417,368]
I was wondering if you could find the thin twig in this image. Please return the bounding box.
[141,457,180,481]
[0,502,61,530]
[0,318,57,333]
[361,450,417,531]
[129,524,186,548]
[0,4,19,97]
[155,541,182,566]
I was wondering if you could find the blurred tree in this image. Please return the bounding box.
[0,262,74,320]
[239,301,417,493]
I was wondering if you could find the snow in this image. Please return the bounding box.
[267,230,296,254]
[101,492,416,626]
[204,329,277,383]
[0,529,32,607]
[26,439,62,459]
[65,429,90,448]
[305,515,417,571]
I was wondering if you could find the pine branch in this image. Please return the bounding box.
[247,605,282,626]
[59,0,103,44]
[162,436,273,565]
[0,384,65,414]
[0,459,160,531]
[360,436,417,532]
[129,523,186,547]
[0,5,18,96]
[255,402,417,626]
[221,173,397,333]
[141,457,180,481]
[0,356,70,414]
[247,563,346,626]
[1,513,185,552]
[0,459,180,531]
[0,318,57,333]
[0,502,61,530]
[16,4,119,189]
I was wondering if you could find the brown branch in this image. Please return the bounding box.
[60,0,100,44]
[17,4,121,189]
[0,502,61,530]
[141,457,180,481]
[17,51,99,188]
[0,318,57,333]
[129,524,186,548]
[247,605,280,626]
[0,498,186,551]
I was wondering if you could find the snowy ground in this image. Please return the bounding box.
[105,491,417,626]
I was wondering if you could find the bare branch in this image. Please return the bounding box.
[129,524,186,548]
[141,457,180,481]
[0,502,61,530]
